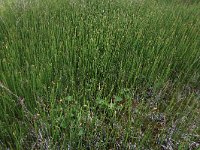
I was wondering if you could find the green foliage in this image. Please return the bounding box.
[0,0,200,149]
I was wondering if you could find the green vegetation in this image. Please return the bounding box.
[0,0,200,149]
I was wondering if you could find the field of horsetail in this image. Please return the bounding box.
[0,0,200,149]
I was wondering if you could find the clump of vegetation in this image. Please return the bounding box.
[0,0,200,149]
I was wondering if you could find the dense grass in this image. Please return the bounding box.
[0,0,200,149]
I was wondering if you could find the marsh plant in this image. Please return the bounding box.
[0,0,200,149]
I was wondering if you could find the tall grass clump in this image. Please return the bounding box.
[0,0,200,149]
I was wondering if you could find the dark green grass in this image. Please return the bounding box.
[0,0,200,149]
